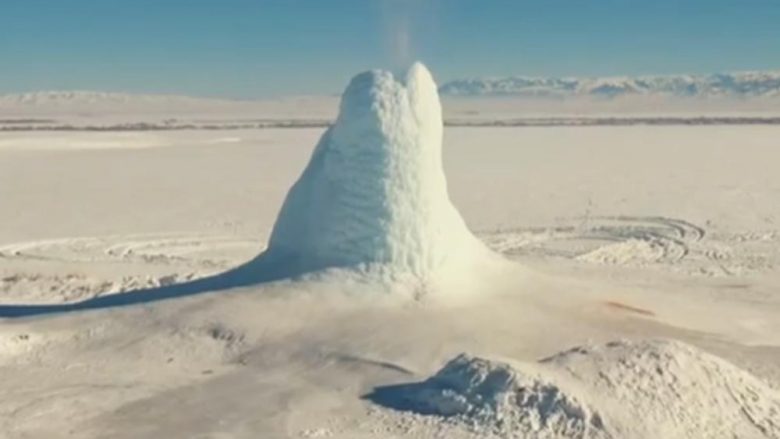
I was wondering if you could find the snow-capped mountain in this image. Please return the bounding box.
[0,90,237,108]
[439,70,780,98]
[0,90,338,120]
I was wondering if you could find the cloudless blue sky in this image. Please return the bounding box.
[2,0,780,97]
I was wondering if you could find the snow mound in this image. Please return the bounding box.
[257,63,492,289]
[403,353,608,438]
[545,339,780,438]
[575,239,664,265]
[373,340,780,438]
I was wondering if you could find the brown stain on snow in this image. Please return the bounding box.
[603,300,656,317]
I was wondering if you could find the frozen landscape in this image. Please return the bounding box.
[1,63,780,438]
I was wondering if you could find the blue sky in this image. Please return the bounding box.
[2,0,780,97]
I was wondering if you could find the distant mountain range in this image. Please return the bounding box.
[3,70,780,109]
[438,70,780,98]
[0,91,338,120]
[0,90,237,108]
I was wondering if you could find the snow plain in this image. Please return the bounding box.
[1,91,780,436]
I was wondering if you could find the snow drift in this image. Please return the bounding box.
[249,63,493,290]
[371,339,780,438]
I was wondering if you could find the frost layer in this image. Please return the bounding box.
[263,63,488,283]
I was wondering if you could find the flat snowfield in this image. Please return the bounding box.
[1,126,779,438]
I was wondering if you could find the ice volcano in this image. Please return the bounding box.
[244,63,495,291]
[0,63,498,317]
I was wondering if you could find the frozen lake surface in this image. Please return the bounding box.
[1,125,779,438]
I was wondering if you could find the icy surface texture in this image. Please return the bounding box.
[264,63,488,283]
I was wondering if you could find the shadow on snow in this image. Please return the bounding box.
[0,251,311,318]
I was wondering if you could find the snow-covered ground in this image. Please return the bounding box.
[3,88,780,132]
[1,76,780,436]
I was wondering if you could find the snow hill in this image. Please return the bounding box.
[439,70,780,98]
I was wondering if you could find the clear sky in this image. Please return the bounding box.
[2,0,780,98]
